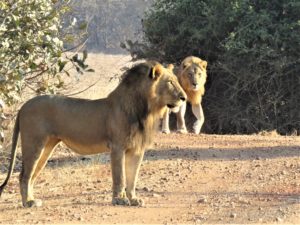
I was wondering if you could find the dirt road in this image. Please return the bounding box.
[0,133,299,224]
[0,54,299,224]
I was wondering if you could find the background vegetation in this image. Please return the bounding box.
[141,0,300,135]
[0,0,92,147]
[0,0,299,138]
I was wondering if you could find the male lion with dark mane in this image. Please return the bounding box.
[0,61,186,208]
[162,56,207,134]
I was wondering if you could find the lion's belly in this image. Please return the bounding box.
[62,139,110,155]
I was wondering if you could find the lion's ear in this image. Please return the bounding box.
[200,60,207,69]
[167,64,174,71]
[182,62,190,70]
[150,64,163,80]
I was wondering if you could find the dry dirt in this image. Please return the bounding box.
[0,54,299,224]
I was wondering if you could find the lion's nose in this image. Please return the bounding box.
[179,95,186,101]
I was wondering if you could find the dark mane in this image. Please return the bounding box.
[113,61,160,148]
[120,61,158,86]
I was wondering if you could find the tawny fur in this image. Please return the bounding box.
[162,56,208,134]
[178,56,207,105]
[0,61,186,208]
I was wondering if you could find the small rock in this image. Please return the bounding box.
[143,187,151,192]
[161,177,168,181]
[195,219,201,223]
[197,196,207,203]
[276,217,283,222]
[153,193,161,198]
[281,170,287,175]
[230,213,237,218]
[238,197,250,204]
[230,201,236,208]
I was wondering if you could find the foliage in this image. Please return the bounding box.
[0,0,91,104]
[0,0,92,146]
[141,0,300,134]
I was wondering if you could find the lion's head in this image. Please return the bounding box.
[179,56,207,93]
[117,61,186,114]
[150,62,186,110]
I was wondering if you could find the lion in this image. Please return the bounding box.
[162,56,207,134]
[0,61,186,208]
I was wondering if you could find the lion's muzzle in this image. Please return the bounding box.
[191,83,200,91]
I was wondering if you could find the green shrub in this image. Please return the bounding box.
[0,0,89,104]
[0,0,91,146]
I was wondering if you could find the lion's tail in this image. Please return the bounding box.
[0,112,20,197]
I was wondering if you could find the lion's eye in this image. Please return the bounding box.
[168,80,173,85]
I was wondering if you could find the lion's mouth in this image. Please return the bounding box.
[192,84,199,91]
[167,104,176,108]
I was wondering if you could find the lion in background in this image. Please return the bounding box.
[0,61,186,208]
[162,56,208,134]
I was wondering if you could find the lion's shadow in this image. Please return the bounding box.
[144,145,300,161]
[1,145,298,173]
[43,145,300,169]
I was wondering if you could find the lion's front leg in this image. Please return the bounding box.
[161,108,170,134]
[176,101,187,133]
[125,150,145,206]
[111,149,130,206]
[192,103,204,134]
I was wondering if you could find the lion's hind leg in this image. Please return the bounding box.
[19,134,51,208]
[31,138,60,185]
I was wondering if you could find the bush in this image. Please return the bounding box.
[142,0,300,134]
[0,0,93,102]
[0,0,91,146]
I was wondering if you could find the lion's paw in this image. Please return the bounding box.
[177,128,187,134]
[162,129,170,134]
[23,199,43,208]
[129,197,145,207]
[193,121,202,134]
[112,197,130,206]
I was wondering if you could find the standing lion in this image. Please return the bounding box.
[0,61,186,208]
[162,56,208,134]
